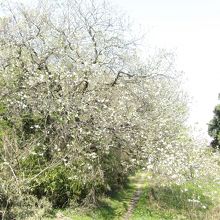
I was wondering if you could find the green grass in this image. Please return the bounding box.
[43,173,147,220]
[131,180,220,220]
[41,174,220,220]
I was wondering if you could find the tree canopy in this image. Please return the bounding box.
[208,99,220,149]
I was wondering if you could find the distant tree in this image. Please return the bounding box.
[208,96,220,149]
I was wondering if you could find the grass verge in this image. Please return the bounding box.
[131,179,220,220]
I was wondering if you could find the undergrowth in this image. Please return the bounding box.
[42,174,220,220]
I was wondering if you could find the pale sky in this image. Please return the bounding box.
[110,0,220,138]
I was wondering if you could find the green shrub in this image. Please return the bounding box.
[30,165,80,207]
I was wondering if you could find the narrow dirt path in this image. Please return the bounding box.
[123,173,147,220]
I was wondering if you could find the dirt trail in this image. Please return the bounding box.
[123,173,147,220]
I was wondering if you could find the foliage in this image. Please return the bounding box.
[208,102,220,149]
